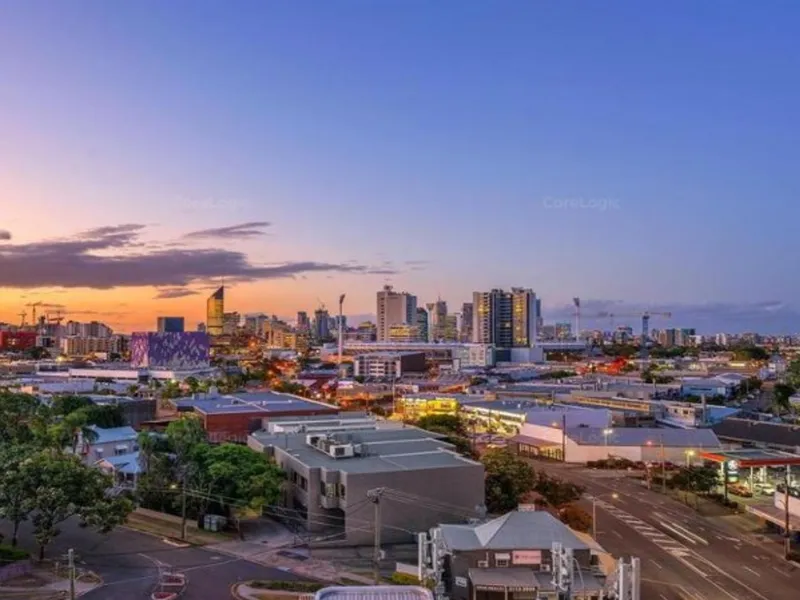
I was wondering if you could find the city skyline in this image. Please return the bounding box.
[3,2,800,333]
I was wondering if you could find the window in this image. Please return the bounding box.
[299,476,308,490]
[339,484,346,499]
[477,560,489,568]
[495,553,510,567]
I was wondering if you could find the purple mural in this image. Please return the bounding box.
[131,332,210,369]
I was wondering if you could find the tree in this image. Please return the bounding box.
[0,444,35,546]
[416,415,465,436]
[535,474,584,508]
[481,448,536,513]
[51,395,93,416]
[0,392,43,445]
[559,504,592,533]
[184,377,200,394]
[773,383,796,414]
[51,410,98,454]
[23,451,132,559]
[671,465,718,495]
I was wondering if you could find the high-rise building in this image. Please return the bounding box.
[460,303,474,342]
[223,312,240,335]
[206,287,224,336]
[296,311,310,332]
[426,299,448,342]
[314,308,331,340]
[473,288,538,348]
[376,285,417,342]
[555,322,572,340]
[415,307,429,343]
[157,317,185,333]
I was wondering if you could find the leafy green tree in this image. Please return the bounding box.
[84,405,125,428]
[559,504,592,533]
[416,414,465,436]
[481,448,536,513]
[773,383,796,414]
[184,377,200,393]
[0,392,42,445]
[671,465,718,495]
[0,444,35,546]
[786,359,800,389]
[51,395,93,416]
[23,452,132,559]
[535,474,584,508]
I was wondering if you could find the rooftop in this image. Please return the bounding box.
[440,510,589,552]
[89,425,138,445]
[712,418,800,449]
[250,427,481,474]
[315,587,433,600]
[174,391,337,415]
[99,451,142,475]
[699,448,800,467]
[568,427,721,448]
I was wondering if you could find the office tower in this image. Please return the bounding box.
[296,311,310,332]
[314,308,330,340]
[223,312,240,335]
[415,307,429,342]
[460,302,474,342]
[244,314,268,336]
[206,287,224,336]
[376,285,417,342]
[555,322,572,340]
[157,317,185,333]
[426,299,448,342]
[535,297,543,331]
[443,314,458,342]
[472,288,538,348]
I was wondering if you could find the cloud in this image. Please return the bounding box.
[0,224,396,289]
[153,288,200,300]
[183,221,271,240]
[0,230,11,241]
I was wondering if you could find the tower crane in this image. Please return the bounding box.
[18,311,26,327]
[25,302,42,324]
[594,311,672,360]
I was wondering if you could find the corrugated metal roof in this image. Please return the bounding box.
[315,586,433,600]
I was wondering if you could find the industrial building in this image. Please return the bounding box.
[174,392,338,443]
[248,419,484,546]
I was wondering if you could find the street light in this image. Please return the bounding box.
[592,492,619,540]
[685,449,696,467]
[602,428,613,458]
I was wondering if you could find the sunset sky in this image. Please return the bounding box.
[2,2,800,333]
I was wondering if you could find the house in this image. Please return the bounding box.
[95,451,142,489]
[433,510,606,600]
[79,425,139,464]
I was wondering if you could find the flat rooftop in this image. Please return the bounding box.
[175,391,337,415]
[250,427,481,474]
[699,448,800,467]
[569,427,720,448]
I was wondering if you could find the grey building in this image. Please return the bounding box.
[156,316,185,333]
[436,510,605,600]
[248,426,485,546]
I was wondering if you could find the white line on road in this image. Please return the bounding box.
[771,566,791,578]
[649,559,663,570]
[659,595,668,600]
[743,566,761,577]
[612,530,623,539]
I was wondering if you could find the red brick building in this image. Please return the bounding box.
[0,331,37,351]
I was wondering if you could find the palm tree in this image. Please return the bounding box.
[53,411,98,454]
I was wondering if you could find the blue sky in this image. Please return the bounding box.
[1,1,799,332]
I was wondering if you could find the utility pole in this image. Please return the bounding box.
[785,464,792,560]
[368,488,385,584]
[661,435,667,494]
[180,475,188,541]
[68,548,76,600]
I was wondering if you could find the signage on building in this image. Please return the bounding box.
[454,577,467,588]
[512,550,542,565]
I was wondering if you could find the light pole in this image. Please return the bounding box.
[602,428,613,458]
[646,437,667,493]
[592,492,619,540]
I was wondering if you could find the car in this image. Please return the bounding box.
[754,483,775,495]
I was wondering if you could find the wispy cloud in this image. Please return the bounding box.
[183,221,271,240]
[153,288,200,300]
[0,230,11,241]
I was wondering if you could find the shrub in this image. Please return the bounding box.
[250,581,325,592]
[0,545,29,562]
[389,573,421,586]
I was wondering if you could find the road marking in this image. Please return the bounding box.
[771,566,791,577]
[659,595,668,600]
[612,530,623,539]
[658,521,697,545]
[649,559,663,570]
[743,566,760,577]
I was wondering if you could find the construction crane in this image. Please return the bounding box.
[18,311,26,327]
[25,302,42,324]
[595,311,672,360]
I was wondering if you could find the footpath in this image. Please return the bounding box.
[0,568,101,599]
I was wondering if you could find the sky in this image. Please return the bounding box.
[1,1,799,334]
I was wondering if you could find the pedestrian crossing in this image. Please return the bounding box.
[592,498,696,563]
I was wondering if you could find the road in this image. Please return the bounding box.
[0,518,301,599]
[535,460,800,600]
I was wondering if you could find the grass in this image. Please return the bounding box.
[0,544,30,563]
[124,511,234,545]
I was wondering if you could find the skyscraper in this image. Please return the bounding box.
[426,299,448,342]
[415,307,429,342]
[296,311,310,332]
[376,285,417,342]
[314,307,331,341]
[460,302,474,342]
[206,287,224,336]
[472,288,538,348]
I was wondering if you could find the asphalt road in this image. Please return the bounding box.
[0,518,301,600]
[535,460,800,600]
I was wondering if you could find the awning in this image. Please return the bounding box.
[467,568,537,591]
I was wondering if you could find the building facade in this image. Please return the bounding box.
[130,332,210,369]
[157,317,185,333]
[376,285,418,342]
[206,287,224,336]
[353,351,427,378]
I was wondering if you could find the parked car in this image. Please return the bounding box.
[729,483,753,497]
